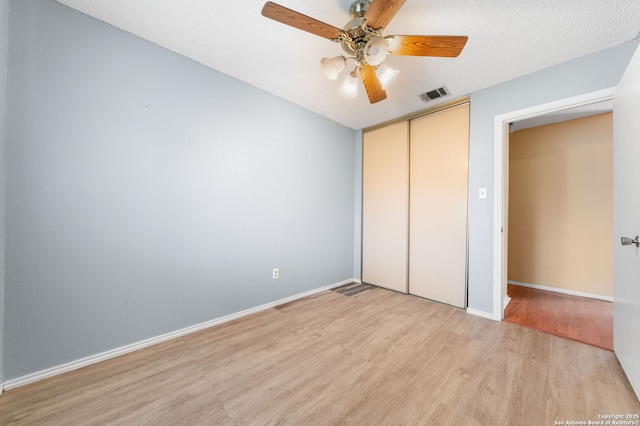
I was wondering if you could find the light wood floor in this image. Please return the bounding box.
[1,286,638,425]
[504,283,613,350]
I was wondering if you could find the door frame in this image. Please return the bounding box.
[491,87,617,321]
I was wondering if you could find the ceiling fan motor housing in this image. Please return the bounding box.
[341,0,383,65]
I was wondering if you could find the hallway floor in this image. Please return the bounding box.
[504,283,613,350]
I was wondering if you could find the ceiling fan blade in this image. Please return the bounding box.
[387,35,468,57]
[261,2,344,40]
[360,64,387,104]
[364,0,407,30]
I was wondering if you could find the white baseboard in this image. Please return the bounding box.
[2,278,354,392]
[466,307,498,321]
[503,296,512,310]
[508,280,613,302]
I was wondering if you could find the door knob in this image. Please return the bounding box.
[621,236,640,247]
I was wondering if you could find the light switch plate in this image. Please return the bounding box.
[479,188,487,199]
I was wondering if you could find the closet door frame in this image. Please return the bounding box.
[361,98,470,301]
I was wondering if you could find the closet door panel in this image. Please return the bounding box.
[362,122,409,293]
[409,104,469,307]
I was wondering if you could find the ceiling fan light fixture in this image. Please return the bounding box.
[377,63,398,89]
[364,35,389,66]
[321,56,347,80]
[339,70,359,99]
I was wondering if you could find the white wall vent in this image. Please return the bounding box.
[418,86,450,102]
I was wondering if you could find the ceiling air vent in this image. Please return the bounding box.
[418,86,450,103]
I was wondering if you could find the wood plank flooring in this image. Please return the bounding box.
[1,286,637,425]
[504,283,613,350]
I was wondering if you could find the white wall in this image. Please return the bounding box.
[3,0,356,380]
[467,38,639,315]
[0,0,9,386]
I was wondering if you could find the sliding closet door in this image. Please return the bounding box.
[409,104,469,307]
[362,122,409,293]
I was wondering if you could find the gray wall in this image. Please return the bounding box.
[466,38,640,314]
[3,0,356,380]
[0,0,8,385]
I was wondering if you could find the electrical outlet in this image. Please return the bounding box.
[272,268,279,280]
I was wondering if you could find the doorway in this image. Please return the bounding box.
[491,87,617,322]
[502,109,614,349]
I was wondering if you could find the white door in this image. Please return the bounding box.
[613,43,640,397]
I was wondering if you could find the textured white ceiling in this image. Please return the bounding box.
[55,0,640,130]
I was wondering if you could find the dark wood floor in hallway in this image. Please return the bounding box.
[504,283,613,350]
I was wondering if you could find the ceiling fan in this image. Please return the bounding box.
[261,0,468,104]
